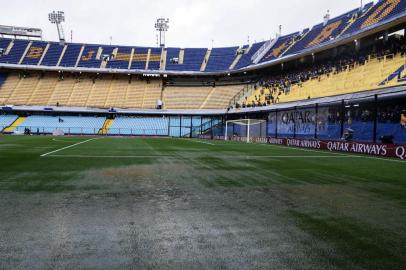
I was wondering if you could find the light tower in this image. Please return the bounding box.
[155,18,169,48]
[48,11,66,44]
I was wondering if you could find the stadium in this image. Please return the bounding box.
[0,0,406,269]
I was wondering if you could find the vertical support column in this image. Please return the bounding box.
[168,115,171,137]
[315,103,319,139]
[200,116,203,136]
[275,110,278,139]
[247,119,251,144]
[179,115,182,138]
[210,117,214,139]
[190,116,193,139]
[293,107,297,139]
[265,115,269,138]
[225,120,228,141]
[373,94,378,143]
[340,100,345,139]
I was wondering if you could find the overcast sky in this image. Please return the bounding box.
[1,0,369,48]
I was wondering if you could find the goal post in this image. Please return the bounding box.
[225,119,267,143]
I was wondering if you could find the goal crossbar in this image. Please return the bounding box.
[225,119,267,143]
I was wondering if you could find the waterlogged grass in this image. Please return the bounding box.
[290,210,406,270]
[0,135,405,269]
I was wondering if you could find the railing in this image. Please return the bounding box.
[251,37,279,64]
[108,128,169,136]
[8,126,170,136]
[228,84,256,108]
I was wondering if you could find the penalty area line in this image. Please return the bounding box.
[45,154,172,158]
[41,138,100,157]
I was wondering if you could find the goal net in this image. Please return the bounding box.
[225,119,267,143]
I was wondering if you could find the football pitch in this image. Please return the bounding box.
[0,135,405,269]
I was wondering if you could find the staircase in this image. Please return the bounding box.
[3,116,26,133]
[75,45,85,67]
[56,45,68,67]
[100,47,110,68]
[128,48,135,69]
[160,48,167,71]
[179,49,185,64]
[5,40,14,55]
[251,37,279,64]
[96,47,103,60]
[199,87,216,109]
[18,41,32,65]
[229,48,244,70]
[38,43,50,66]
[145,49,151,70]
[99,118,114,135]
[200,49,212,71]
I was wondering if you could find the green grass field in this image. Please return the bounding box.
[0,135,405,269]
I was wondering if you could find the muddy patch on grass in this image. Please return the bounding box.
[73,163,194,191]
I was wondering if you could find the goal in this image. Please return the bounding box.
[225,119,267,143]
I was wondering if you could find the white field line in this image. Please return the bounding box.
[44,154,355,159]
[181,139,215,146]
[41,138,100,157]
[52,138,78,143]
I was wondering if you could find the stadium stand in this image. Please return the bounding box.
[148,48,163,70]
[200,85,245,109]
[0,73,163,109]
[284,9,360,55]
[167,48,207,71]
[239,35,406,108]
[59,44,82,67]
[6,74,40,105]
[205,47,239,72]
[15,115,106,134]
[259,33,300,63]
[107,46,132,69]
[41,42,65,66]
[21,41,48,65]
[163,86,213,109]
[0,1,404,73]
[244,54,406,106]
[343,0,406,36]
[0,38,12,55]
[108,116,169,136]
[77,45,102,68]
[131,47,149,70]
[0,39,29,64]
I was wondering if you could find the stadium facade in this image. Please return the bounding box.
[1,0,406,155]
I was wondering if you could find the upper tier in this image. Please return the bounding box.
[0,0,405,74]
